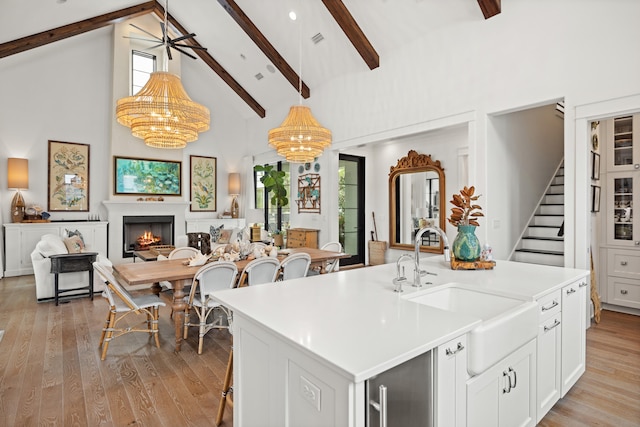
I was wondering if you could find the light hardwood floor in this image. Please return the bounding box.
[0,275,639,426]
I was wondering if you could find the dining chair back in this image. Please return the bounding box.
[321,241,343,273]
[237,257,281,287]
[183,261,238,354]
[160,247,201,291]
[279,252,311,281]
[93,262,166,360]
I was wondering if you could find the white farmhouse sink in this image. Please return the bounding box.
[404,284,538,375]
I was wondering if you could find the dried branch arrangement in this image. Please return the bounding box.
[448,186,484,227]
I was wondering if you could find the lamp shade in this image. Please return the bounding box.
[116,71,210,149]
[246,209,264,225]
[416,207,429,219]
[228,173,240,195]
[7,158,28,189]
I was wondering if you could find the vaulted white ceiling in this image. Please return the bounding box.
[1,0,493,119]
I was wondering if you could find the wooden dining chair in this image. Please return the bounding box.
[93,262,166,360]
[279,252,311,281]
[183,261,238,354]
[236,257,281,288]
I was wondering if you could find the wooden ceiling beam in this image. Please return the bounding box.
[321,0,379,70]
[153,2,265,117]
[217,0,310,99]
[477,0,501,19]
[0,1,157,59]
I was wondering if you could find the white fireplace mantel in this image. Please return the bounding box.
[103,200,189,265]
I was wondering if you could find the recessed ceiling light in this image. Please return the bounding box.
[266,64,276,73]
[289,11,297,20]
[240,53,246,60]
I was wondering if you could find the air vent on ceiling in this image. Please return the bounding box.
[311,33,324,44]
[255,73,264,81]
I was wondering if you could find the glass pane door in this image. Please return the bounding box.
[339,154,365,266]
[613,176,633,241]
[613,116,633,166]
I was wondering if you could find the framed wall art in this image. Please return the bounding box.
[296,173,321,213]
[114,156,182,196]
[591,151,600,180]
[591,185,601,213]
[190,155,217,212]
[48,140,90,212]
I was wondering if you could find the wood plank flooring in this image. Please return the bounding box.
[0,274,638,426]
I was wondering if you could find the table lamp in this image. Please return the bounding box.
[246,209,264,242]
[228,173,240,218]
[8,158,28,223]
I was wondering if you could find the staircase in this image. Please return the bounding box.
[512,161,565,267]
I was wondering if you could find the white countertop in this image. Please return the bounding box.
[212,257,589,383]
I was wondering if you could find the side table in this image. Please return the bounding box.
[49,252,98,306]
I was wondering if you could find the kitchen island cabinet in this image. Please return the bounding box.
[212,258,588,427]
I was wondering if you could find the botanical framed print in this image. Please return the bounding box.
[114,156,181,195]
[48,140,90,212]
[190,155,217,211]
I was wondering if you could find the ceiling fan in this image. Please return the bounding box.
[126,22,206,60]
[124,0,206,60]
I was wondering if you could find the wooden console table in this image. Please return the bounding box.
[49,252,98,306]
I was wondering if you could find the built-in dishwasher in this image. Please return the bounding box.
[366,350,434,427]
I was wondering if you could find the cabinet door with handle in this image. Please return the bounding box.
[436,335,467,427]
[561,279,588,396]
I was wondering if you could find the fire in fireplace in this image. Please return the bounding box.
[122,215,174,257]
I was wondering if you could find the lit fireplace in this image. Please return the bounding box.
[136,231,162,250]
[122,215,174,258]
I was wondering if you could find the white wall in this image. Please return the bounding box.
[244,0,640,268]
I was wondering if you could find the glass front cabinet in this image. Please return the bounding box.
[606,172,639,247]
[607,115,640,171]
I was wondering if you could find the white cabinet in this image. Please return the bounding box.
[561,279,588,397]
[436,335,467,427]
[536,290,562,423]
[606,249,640,309]
[466,339,536,427]
[3,222,108,277]
[605,172,639,247]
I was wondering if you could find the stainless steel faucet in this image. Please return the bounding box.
[393,253,413,292]
[413,226,451,287]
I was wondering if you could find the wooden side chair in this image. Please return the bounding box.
[93,262,166,361]
[183,261,238,354]
[279,252,311,281]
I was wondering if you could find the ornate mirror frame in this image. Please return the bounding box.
[389,150,446,253]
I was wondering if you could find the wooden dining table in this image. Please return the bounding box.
[112,247,349,352]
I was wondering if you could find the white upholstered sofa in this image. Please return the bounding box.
[31,233,111,301]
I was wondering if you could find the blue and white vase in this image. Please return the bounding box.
[452,225,481,261]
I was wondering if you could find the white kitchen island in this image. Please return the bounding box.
[211,257,589,427]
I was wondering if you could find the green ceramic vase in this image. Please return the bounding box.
[452,225,481,261]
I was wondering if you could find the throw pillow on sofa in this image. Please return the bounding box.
[210,224,224,243]
[64,235,85,253]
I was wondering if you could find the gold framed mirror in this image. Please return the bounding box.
[389,150,446,253]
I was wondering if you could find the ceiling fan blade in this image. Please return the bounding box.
[123,35,162,43]
[172,45,197,60]
[129,23,161,41]
[173,43,207,51]
[172,33,196,43]
[166,45,172,61]
[160,22,166,40]
[146,43,165,50]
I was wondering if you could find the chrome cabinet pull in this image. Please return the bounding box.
[541,300,558,311]
[566,288,576,295]
[621,289,628,295]
[445,342,465,356]
[509,367,517,389]
[621,261,628,266]
[579,282,587,288]
[502,371,511,394]
[544,319,561,332]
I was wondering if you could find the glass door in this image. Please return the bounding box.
[339,154,365,266]
[607,172,638,246]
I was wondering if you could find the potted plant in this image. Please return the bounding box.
[254,164,289,208]
[271,229,284,248]
[448,186,484,261]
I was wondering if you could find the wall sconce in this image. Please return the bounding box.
[7,158,29,223]
[228,173,240,219]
